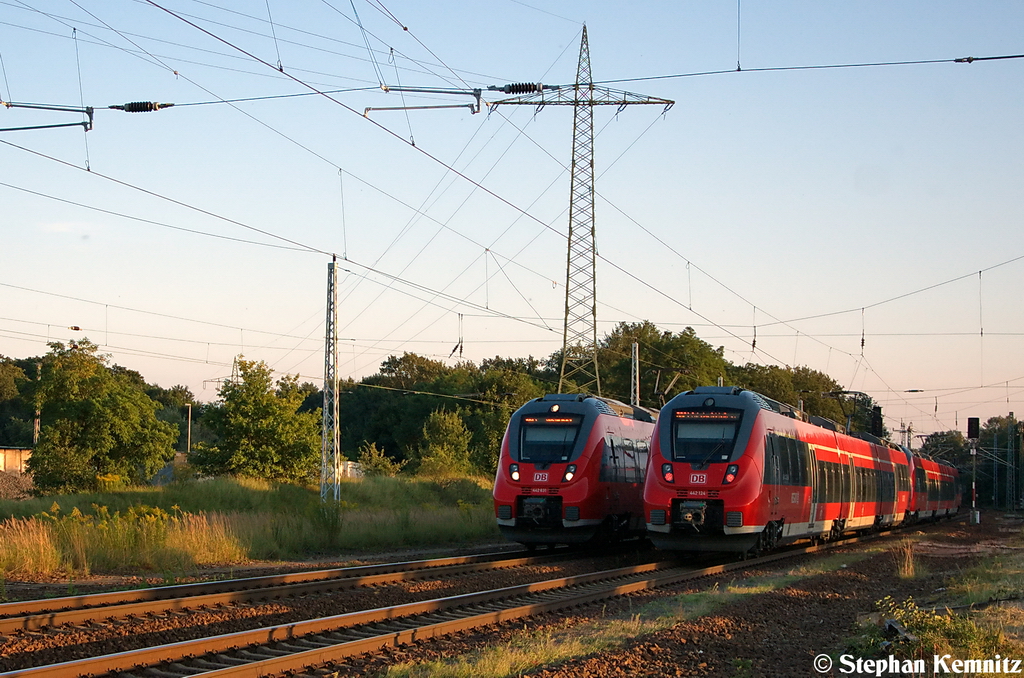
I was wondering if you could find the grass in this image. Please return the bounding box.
[842,525,1024,664]
[0,476,499,577]
[892,538,924,580]
[944,551,1024,607]
[380,552,867,678]
[846,595,1016,662]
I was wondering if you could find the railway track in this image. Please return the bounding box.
[0,533,889,678]
[0,548,591,634]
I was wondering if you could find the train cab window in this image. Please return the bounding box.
[672,409,742,463]
[519,415,582,462]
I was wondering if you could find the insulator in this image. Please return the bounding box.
[112,101,174,112]
[502,82,542,95]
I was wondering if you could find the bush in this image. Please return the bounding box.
[416,410,472,480]
[357,442,406,477]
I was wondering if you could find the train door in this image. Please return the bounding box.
[602,436,623,516]
[841,456,854,522]
[808,446,820,527]
[764,435,781,519]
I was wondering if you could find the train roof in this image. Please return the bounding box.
[678,386,959,470]
[530,393,658,423]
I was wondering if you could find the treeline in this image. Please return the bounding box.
[919,417,1023,509]
[0,321,884,494]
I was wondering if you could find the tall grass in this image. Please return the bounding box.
[0,476,498,577]
[893,539,917,579]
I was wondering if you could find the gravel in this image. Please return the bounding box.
[0,472,32,500]
[1,514,1006,678]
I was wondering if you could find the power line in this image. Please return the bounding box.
[587,53,1024,88]
[764,253,1024,327]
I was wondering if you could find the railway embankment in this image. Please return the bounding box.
[348,515,1021,678]
[1,514,1017,677]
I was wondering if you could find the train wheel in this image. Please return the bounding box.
[524,543,538,552]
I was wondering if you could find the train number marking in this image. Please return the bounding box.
[690,473,707,484]
[533,472,549,482]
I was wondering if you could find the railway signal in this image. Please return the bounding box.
[968,416,980,524]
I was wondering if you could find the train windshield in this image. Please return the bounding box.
[519,416,582,462]
[671,410,742,463]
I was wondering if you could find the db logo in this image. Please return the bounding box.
[690,473,707,484]
[533,472,549,482]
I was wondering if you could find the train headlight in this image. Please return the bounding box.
[562,464,577,482]
[722,463,739,484]
[509,463,520,481]
[661,463,675,484]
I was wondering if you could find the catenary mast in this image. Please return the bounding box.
[489,26,673,396]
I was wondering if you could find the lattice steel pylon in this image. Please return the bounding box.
[321,256,342,503]
[489,26,673,396]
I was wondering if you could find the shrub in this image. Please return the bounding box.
[357,442,407,477]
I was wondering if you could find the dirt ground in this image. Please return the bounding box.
[0,471,32,500]
[314,514,1010,678]
[2,512,1015,678]
[518,514,1012,678]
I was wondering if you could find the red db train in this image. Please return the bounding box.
[644,386,961,554]
[493,394,657,547]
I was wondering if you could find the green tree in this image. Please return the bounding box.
[727,364,850,425]
[599,322,729,407]
[0,357,33,446]
[789,366,847,422]
[27,340,178,493]
[356,441,406,477]
[192,359,320,482]
[416,409,472,479]
[376,353,450,389]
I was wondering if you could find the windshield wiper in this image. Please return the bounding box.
[692,441,726,467]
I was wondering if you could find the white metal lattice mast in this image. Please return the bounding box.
[321,256,341,502]
[488,27,673,396]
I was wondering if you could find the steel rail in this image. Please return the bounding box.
[0,528,917,678]
[0,550,579,633]
[0,560,680,678]
[1,530,885,678]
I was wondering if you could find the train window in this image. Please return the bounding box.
[672,409,742,463]
[794,440,809,486]
[601,437,621,482]
[764,436,778,484]
[520,416,582,462]
[779,439,792,485]
[914,467,926,493]
[635,440,649,483]
[814,460,828,503]
[779,437,800,486]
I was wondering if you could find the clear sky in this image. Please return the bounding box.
[1,1,1022,442]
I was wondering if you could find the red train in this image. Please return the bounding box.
[643,386,961,553]
[493,394,657,547]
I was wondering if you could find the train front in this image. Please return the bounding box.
[644,387,766,553]
[493,394,607,546]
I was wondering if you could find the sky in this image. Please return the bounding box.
[1,1,1022,442]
